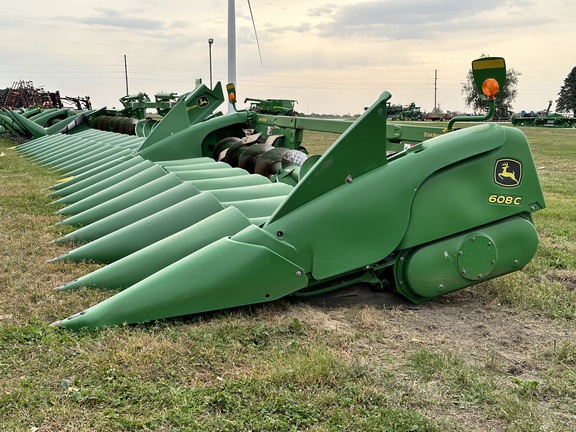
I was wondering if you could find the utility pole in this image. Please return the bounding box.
[434,69,438,111]
[124,55,129,96]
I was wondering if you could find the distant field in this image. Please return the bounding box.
[1,124,575,431]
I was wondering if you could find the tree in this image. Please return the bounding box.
[556,67,576,116]
[461,54,521,117]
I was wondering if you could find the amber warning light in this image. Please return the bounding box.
[482,78,500,99]
[226,83,236,104]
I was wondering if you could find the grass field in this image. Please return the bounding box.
[1,124,575,431]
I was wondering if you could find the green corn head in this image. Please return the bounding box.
[8,57,546,330]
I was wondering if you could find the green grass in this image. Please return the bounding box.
[476,127,576,320]
[1,124,576,431]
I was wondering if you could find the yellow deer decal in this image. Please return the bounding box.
[498,162,519,185]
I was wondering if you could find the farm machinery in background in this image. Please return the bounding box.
[387,102,425,121]
[87,91,181,136]
[0,80,65,110]
[245,97,299,116]
[424,107,456,121]
[0,89,182,140]
[512,100,576,128]
[5,57,545,330]
[61,96,93,111]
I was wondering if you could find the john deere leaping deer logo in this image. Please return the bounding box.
[197,96,209,108]
[494,159,522,187]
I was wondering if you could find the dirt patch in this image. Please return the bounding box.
[547,269,576,291]
[302,285,575,376]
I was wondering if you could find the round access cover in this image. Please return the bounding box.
[457,235,497,280]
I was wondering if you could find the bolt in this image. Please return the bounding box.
[276,231,284,239]
[345,175,353,183]
[472,237,476,241]
[514,260,519,265]
[462,269,466,274]
[296,271,302,277]
[478,274,483,279]
[488,241,493,246]
[530,205,536,211]
[458,251,463,256]
[438,284,444,290]
[491,260,496,265]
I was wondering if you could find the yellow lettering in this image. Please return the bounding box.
[488,194,522,206]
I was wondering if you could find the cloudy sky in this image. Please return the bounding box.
[1,0,575,115]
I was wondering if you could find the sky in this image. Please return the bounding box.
[1,0,575,115]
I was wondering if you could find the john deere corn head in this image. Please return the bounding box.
[512,112,576,128]
[0,89,180,142]
[511,99,576,128]
[10,57,545,330]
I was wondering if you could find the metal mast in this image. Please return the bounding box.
[228,0,236,112]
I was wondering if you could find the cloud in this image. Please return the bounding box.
[308,6,337,17]
[262,22,313,35]
[56,7,167,31]
[170,20,189,29]
[336,0,495,25]
[1,0,574,115]
[303,0,553,40]
[76,16,165,30]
